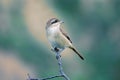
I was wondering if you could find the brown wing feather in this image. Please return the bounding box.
[60,28,72,43]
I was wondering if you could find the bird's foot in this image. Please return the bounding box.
[51,47,60,52]
[54,47,59,52]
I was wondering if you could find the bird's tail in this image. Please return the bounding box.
[69,46,84,60]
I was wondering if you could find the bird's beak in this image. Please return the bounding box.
[60,21,64,24]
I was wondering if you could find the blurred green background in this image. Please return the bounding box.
[0,0,120,80]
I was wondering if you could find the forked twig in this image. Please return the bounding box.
[27,52,70,80]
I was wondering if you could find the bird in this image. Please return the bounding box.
[46,18,84,60]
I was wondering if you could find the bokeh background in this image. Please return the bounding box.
[0,0,120,80]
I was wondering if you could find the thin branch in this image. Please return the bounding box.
[56,53,70,80]
[27,51,70,80]
[40,75,63,80]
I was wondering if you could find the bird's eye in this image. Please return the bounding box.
[51,19,58,24]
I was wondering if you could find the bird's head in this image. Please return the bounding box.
[46,18,64,29]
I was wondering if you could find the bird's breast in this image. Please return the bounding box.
[47,27,59,37]
[47,27,59,42]
[47,26,72,49]
[47,27,65,48]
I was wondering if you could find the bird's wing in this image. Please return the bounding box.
[60,28,72,43]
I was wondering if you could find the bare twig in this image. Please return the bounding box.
[40,75,62,80]
[56,53,70,80]
[27,52,70,80]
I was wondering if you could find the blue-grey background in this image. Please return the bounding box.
[0,0,120,80]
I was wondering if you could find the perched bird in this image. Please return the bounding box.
[46,18,84,60]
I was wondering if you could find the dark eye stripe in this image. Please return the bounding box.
[51,19,58,24]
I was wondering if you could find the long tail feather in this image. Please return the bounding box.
[69,46,84,60]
